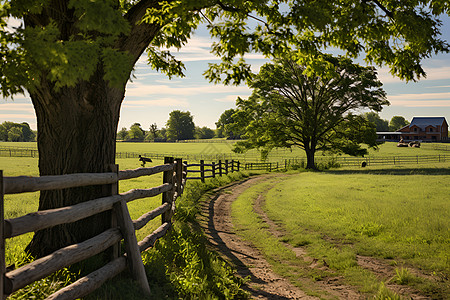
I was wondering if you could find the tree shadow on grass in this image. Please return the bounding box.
[325,167,450,176]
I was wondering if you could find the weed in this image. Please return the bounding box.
[392,267,416,285]
[373,282,404,300]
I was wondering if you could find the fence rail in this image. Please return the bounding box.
[1,157,186,300]
[185,159,240,182]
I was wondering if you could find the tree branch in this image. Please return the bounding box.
[370,0,394,19]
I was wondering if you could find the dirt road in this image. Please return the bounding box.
[200,175,433,299]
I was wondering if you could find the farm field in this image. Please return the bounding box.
[231,167,450,299]
[1,140,448,156]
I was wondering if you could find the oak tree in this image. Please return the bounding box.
[1,0,448,257]
[232,56,388,169]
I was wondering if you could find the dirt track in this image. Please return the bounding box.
[200,175,435,299]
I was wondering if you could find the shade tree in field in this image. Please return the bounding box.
[1,0,448,257]
[166,110,195,141]
[231,56,389,169]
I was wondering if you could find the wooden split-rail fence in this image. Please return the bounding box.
[0,156,247,299]
[0,157,187,300]
[185,159,240,182]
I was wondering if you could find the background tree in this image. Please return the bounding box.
[195,126,215,139]
[232,56,388,169]
[364,112,390,131]
[7,126,23,142]
[1,0,448,257]
[117,127,129,141]
[128,123,145,141]
[145,123,159,141]
[166,110,195,141]
[0,121,35,141]
[389,116,410,131]
[216,108,242,139]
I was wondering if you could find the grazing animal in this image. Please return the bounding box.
[139,155,152,167]
[361,161,367,168]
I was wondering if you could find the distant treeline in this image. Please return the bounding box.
[0,121,36,142]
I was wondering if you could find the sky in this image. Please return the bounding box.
[1,15,450,132]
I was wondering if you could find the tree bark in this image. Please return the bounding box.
[305,145,316,170]
[26,68,125,258]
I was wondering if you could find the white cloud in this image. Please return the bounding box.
[0,103,34,112]
[388,92,450,107]
[378,66,450,84]
[0,113,36,119]
[214,94,249,103]
[126,81,250,97]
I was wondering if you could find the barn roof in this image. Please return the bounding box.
[409,117,447,129]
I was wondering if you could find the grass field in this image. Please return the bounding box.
[231,166,450,298]
[2,141,448,163]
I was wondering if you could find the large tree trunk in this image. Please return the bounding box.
[305,148,316,169]
[26,69,125,258]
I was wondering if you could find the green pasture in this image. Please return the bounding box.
[2,141,448,161]
[232,167,450,298]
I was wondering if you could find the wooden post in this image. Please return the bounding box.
[200,160,205,183]
[109,164,120,260]
[225,160,228,175]
[113,199,151,296]
[218,160,222,177]
[237,161,240,171]
[212,162,216,178]
[175,158,183,195]
[231,160,234,173]
[1,171,5,300]
[162,157,174,224]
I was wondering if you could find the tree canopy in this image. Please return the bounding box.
[231,56,388,169]
[389,116,410,131]
[364,112,390,132]
[166,110,195,141]
[0,121,35,141]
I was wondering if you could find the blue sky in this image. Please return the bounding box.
[1,16,449,132]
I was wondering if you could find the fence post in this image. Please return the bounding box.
[162,157,175,224]
[231,160,234,173]
[218,160,222,177]
[113,199,151,296]
[108,164,120,260]
[1,171,5,300]
[175,158,183,196]
[200,160,205,183]
[212,162,216,178]
[237,161,240,171]
[225,160,229,175]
